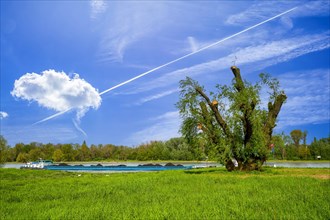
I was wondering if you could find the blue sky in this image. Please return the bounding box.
[1,0,329,146]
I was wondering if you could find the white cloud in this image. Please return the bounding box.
[136,88,179,105]
[226,1,296,25]
[187,36,199,53]
[129,32,329,94]
[90,0,107,19]
[182,36,224,54]
[174,29,271,58]
[127,111,180,145]
[225,1,329,26]
[129,69,329,145]
[234,32,329,68]
[96,2,230,63]
[280,16,294,29]
[72,118,87,137]
[11,70,102,120]
[291,0,330,18]
[97,2,170,63]
[276,69,330,129]
[0,111,9,119]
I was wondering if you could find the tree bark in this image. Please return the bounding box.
[264,93,287,145]
[231,66,245,92]
[199,102,219,145]
[195,87,232,139]
[231,66,256,146]
[184,66,286,171]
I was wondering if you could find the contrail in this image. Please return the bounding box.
[99,7,296,95]
[34,7,297,124]
[33,109,71,125]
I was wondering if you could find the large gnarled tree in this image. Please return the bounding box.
[177,66,287,171]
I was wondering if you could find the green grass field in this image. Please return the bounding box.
[1,167,329,220]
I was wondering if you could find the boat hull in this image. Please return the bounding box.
[44,165,192,172]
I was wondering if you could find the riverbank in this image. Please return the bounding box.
[1,167,329,219]
[3,160,329,169]
[264,160,330,168]
[1,161,219,169]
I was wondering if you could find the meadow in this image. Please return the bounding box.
[1,167,329,220]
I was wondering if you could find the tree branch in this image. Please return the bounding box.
[231,66,245,92]
[231,66,254,145]
[264,93,287,144]
[199,102,219,145]
[195,87,232,139]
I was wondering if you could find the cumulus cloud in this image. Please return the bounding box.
[11,69,102,126]
[0,111,9,119]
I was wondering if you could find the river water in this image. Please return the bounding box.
[264,161,330,168]
[2,161,329,169]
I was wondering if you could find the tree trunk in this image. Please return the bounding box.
[199,102,219,145]
[189,66,286,171]
[264,93,287,146]
[231,66,257,146]
[195,87,232,139]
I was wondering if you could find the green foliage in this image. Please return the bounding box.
[0,132,327,163]
[0,135,9,165]
[1,168,329,219]
[77,140,91,161]
[52,149,64,162]
[269,131,329,160]
[0,136,204,162]
[310,137,330,160]
[297,146,311,160]
[290,129,304,147]
[176,70,285,170]
[28,148,45,161]
[16,152,29,163]
[270,134,287,159]
[60,144,75,161]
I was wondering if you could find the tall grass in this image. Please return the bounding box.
[1,168,329,219]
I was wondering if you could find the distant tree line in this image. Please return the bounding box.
[0,137,198,163]
[270,130,330,160]
[0,130,329,163]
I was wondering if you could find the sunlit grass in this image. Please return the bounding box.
[1,168,329,219]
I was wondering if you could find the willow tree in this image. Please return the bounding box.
[177,66,287,171]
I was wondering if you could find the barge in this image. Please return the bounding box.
[21,161,192,172]
[20,159,53,169]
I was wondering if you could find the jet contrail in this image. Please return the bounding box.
[34,7,297,125]
[99,7,296,95]
[33,109,71,125]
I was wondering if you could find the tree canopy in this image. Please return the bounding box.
[0,135,9,166]
[177,66,287,171]
[290,129,305,147]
